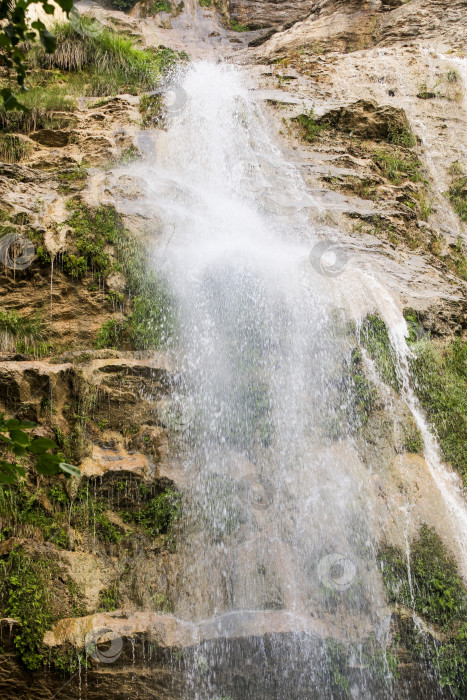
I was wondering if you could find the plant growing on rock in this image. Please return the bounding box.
[410,338,467,484]
[293,108,324,143]
[359,314,399,391]
[0,0,73,110]
[379,525,467,697]
[0,413,79,484]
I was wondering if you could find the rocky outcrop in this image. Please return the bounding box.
[318,99,410,141]
[255,0,467,55]
[229,0,314,30]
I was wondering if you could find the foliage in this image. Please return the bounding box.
[98,583,119,612]
[95,318,125,350]
[71,490,125,544]
[373,147,426,186]
[121,488,181,538]
[0,482,68,547]
[447,176,467,222]
[380,526,467,698]
[359,315,399,391]
[293,108,324,143]
[35,21,184,97]
[0,134,32,162]
[0,308,46,355]
[401,419,424,454]
[344,348,376,430]
[387,125,416,148]
[113,224,178,350]
[1,19,186,121]
[64,201,175,350]
[379,525,466,629]
[436,624,467,698]
[0,412,79,484]
[410,338,467,484]
[0,0,73,110]
[152,0,172,11]
[326,348,377,439]
[0,548,54,669]
[110,0,138,9]
[230,18,249,32]
[139,91,164,126]
[64,201,123,279]
[0,85,76,133]
[128,292,175,350]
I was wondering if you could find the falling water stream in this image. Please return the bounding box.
[119,61,466,698]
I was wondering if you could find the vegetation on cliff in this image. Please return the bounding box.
[379,525,467,698]
[410,337,467,485]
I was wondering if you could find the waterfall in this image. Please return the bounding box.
[124,60,465,697]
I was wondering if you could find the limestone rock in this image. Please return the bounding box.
[319,99,410,140]
[30,129,70,147]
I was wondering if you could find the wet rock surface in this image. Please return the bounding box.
[0,0,466,697]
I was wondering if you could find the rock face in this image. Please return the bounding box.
[255,0,467,54]
[319,99,410,141]
[229,0,314,30]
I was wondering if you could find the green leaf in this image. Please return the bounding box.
[39,28,57,54]
[42,2,56,15]
[59,462,80,478]
[4,419,20,429]
[12,444,27,457]
[18,420,37,429]
[35,453,61,475]
[55,0,74,12]
[0,462,18,484]
[29,437,57,454]
[9,429,30,446]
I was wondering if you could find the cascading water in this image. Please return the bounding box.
[124,61,465,698]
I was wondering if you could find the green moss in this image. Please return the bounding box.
[379,525,466,629]
[327,348,377,438]
[360,315,399,391]
[447,176,467,222]
[401,420,424,454]
[436,624,467,698]
[98,583,119,612]
[121,488,181,538]
[114,229,178,350]
[152,0,172,11]
[65,201,176,349]
[230,18,250,32]
[293,108,324,143]
[65,201,123,279]
[57,164,88,193]
[410,339,467,483]
[36,245,51,265]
